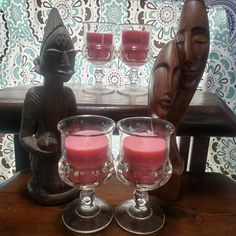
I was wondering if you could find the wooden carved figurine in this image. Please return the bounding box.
[19,8,79,205]
[149,40,184,175]
[149,0,210,176]
[167,0,210,126]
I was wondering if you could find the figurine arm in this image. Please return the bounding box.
[19,89,58,157]
[66,86,77,116]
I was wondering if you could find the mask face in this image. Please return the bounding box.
[40,27,76,82]
[149,40,181,119]
[176,0,209,91]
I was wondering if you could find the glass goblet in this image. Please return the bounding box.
[115,117,174,234]
[57,115,115,234]
[118,23,152,96]
[82,22,115,94]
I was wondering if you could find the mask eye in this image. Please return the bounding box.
[192,27,209,44]
[192,34,209,44]
[67,49,77,59]
[44,49,62,60]
[176,33,184,44]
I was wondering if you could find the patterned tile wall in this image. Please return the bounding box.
[0,0,235,183]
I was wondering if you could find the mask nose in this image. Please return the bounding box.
[184,34,193,65]
[165,67,175,94]
[60,51,71,67]
[166,65,180,98]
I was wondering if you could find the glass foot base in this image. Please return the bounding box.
[115,199,165,235]
[83,85,114,95]
[62,197,113,234]
[117,86,147,96]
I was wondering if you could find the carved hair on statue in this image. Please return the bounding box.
[40,8,65,52]
[34,8,72,76]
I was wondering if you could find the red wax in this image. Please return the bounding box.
[65,130,108,184]
[122,30,150,46]
[86,32,113,63]
[122,134,167,184]
[121,30,150,66]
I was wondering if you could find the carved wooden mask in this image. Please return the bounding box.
[150,0,210,127]
[149,0,210,174]
[149,40,181,120]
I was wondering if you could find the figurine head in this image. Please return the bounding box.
[149,40,181,119]
[34,8,76,83]
[176,0,209,91]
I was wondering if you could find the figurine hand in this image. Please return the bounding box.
[37,132,59,152]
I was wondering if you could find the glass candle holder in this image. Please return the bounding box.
[115,116,174,234]
[82,22,116,95]
[118,23,152,96]
[57,115,115,234]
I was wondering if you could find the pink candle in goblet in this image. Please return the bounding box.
[86,32,113,63]
[123,134,167,184]
[65,130,108,185]
[121,30,150,67]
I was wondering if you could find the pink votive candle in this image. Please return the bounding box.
[86,32,113,62]
[123,134,167,184]
[65,130,109,184]
[121,30,150,66]
[122,30,150,47]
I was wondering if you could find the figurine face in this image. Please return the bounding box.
[41,27,76,82]
[176,0,209,90]
[149,41,180,119]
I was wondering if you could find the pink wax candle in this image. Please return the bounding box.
[86,32,113,63]
[122,30,150,46]
[122,134,167,184]
[121,30,150,67]
[65,130,109,185]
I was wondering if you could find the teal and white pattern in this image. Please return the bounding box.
[0,0,235,183]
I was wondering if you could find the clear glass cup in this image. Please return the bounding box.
[118,23,152,96]
[82,22,116,94]
[57,115,116,234]
[115,117,174,234]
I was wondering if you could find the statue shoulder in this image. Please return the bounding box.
[63,85,74,94]
[24,86,44,106]
[63,86,76,99]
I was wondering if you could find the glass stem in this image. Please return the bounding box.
[128,190,152,220]
[129,68,138,88]
[94,65,104,87]
[75,189,99,218]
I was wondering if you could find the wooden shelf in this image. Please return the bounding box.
[0,85,235,137]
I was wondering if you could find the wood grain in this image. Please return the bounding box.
[0,86,236,137]
[0,170,235,236]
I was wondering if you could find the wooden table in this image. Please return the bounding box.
[0,170,235,236]
[0,85,236,137]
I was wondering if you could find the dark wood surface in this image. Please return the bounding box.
[0,85,236,136]
[0,170,235,236]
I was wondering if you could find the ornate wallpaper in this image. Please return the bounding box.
[0,0,235,183]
